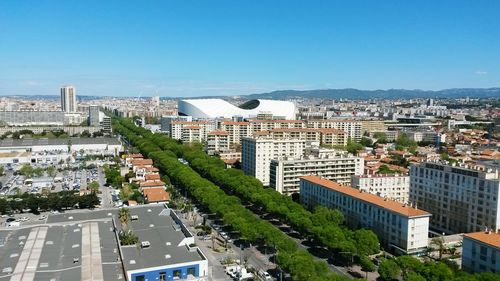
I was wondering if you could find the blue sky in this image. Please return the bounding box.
[0,0,499,97]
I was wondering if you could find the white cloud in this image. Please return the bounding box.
[475,70,488,75]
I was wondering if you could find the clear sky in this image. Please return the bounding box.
[0,0,499,97]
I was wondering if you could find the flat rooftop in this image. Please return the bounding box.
[0,205,205,281]
[116,206,206,272]
[0,137,121,148]
[0,220,122,281]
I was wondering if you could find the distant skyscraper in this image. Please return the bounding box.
[60,85,77,112]
[151,96,160,107]
[89,105,100,126]
[426,98,434,107]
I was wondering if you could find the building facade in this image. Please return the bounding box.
[256,128,348,147]
[0,111,65,126]
[462,231,500,274]
[306,120,363,141]
[170,121,215,142]
[160,115,192,134]
[89,105,100,126]
[410,162,500,234]
[404,131,446,144]
[206,131,230,154]
[101,116,112,133]
[270,148,363,195]
[61,85,77,113]
[241,136,307,186]
[301,176,431,255]
[352,174,410,203]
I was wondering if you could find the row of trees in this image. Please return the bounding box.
[178,142,380,257]
[18,164,57,178]
[117,118,381,257]
[0,190,100,214]
[113,118,351,281]
[377,255,498,281]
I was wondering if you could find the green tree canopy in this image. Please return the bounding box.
[378,259,401,281]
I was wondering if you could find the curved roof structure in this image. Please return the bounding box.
[178,99,296,119]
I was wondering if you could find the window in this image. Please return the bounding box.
[173,269,182,279]
[187,267,196,276]
[159,272,166,281]
[135,275,145,281]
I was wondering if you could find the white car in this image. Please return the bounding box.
[19,217,29,222]
[39,215,47,220]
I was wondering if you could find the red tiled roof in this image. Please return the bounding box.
[145,174,161,181]
[140,180,165,188]
[131,159,153,166]
[143,187,170,203]
[208,131,230,135]
[464,231,500,248]
[126,153,144,159]
[250,120,305,123]
[171,121,212,125]
[301,175,430,217]
[316,128,346,134]
[221,121,250,126]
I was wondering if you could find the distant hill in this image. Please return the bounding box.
[243,88,500,100]
[3,88,499,100]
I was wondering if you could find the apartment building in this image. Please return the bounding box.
[170,121,215,142]
[410,162,500,234]
[352,174,410,203]
[257,128,348,146]
[301,176,431,255]
[206,131,230,154]
[160,115,192,133]
[270,148,363,195]
[249,119,306,131]
[360,120,386,134]
[241,136,307,186]
[220,121,251,146]
[462,230,500,274]
[306,120,362,141]
[404,130,447,144]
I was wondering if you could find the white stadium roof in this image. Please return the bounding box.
[178,99,296,119]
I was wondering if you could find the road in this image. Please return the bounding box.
[247,207,353,279]
[97,166,114,208]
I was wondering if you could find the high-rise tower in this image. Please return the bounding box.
[60,85,77,112]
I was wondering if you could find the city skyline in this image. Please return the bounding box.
[1,1,499,97]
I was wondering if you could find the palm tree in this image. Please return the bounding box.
[119,230,138,245]
[430,237,446,260]
[118,208,130,227]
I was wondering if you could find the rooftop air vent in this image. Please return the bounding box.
[131,215,139,221]
[141,241,151,248]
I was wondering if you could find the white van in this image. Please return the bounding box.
[258,270,272,281]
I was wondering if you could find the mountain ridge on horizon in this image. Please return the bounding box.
[1,87,499,100]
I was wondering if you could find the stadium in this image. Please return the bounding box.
[178,99,296,119]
